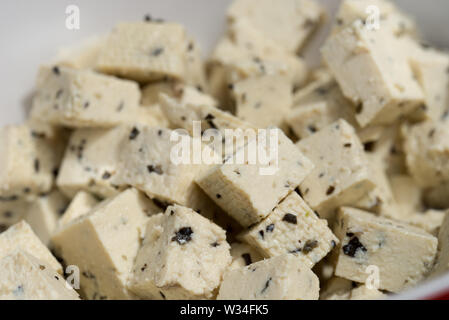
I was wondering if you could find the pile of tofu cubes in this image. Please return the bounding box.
[1,0,449,300]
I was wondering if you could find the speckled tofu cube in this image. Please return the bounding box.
[96,22,188,82]
[51,188,158,300]
[288,73,384,143]
[0,250,79,300]
[386,175,443,235]
[24,190,68,246]
[228,242,263,270]
[403,120,449,188]
[0,124,64,199]
[230,75,293,129]
[332,0,417,37]
[130,205,231,300]
[0,198,32,231]
[197,128,314,227]
[333,207,438,293]
[217,254,319,300]
[54,35,107,70]
[352,153,397,216]
[31,66,141,128]
[321,22,424,127]
[184,36,207,91]
[211,19,308,86]
[227,0,325,53]
[57,126,130,198]
[159,86,255,159]
[113,125,218,206]
[406,40,449,121]
[320,276,386,300]
[241,192,338,268]
[0,221,62,274]
[297,120,375,219]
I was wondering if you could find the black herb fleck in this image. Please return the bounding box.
[52,66,60,75]
[171,227,193,245]
[159,291,166,300]
[216,194,222,199]
[308,125,317,133]
[151,47,164,56]
[56,89,64,99]
[261,277,272,294]
[266,224,275,233]
[282,213,297,225]
[102,171,111,180]
[34,159,40,173]
[259,230,265,239]
[343,236,367,257]
[210,241,220,247]
[31,131,46,139]
[116,101,124,112]
[344,143,352,148]
[326,186,335,196]
[364,141,376,152]
[129,127,140,140]
[241,253,252,266]
[147,165,163,175]
[303,240,319,254]
[205,114,217,129]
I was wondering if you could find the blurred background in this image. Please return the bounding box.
[0,0,448,126]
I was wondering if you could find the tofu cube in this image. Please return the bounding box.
[333,0,417,37]
[241,192,338,268]
[198,128,314,227]
[0,250,79,300]
[433,211,449,276]
[403,120,449,188]
[57,126,130,198]
[96,22,188,82]
[217,254,319,300]
[0,221,62,274]
[24,191,69,245]
[31,66,141,128]
[297,120,375,219]
[229,242,263,270]
[0,124,64,199]
[54,35,107,70]
[321,22,424,127]
[211,19,308,86]
[352,153,397,216]
[51,188,157,300]
[184,36,207,91]
[227,0,325,53]
[113,125,218,206]
[333,207,438,292]
[129,205,231,299]
[407,42,449,121]
[288,73,384,143]
[230,75,293,129]
[58,191,100,230]
[0,199,32,230]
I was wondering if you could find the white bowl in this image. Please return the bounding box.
[1,0,448,299]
